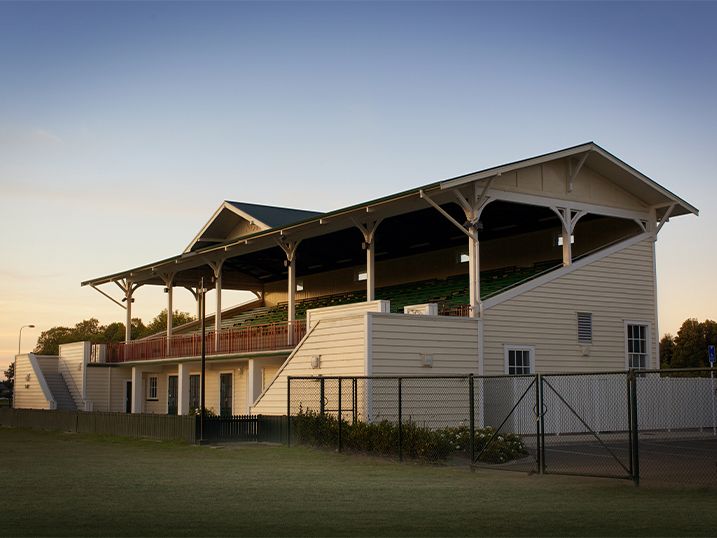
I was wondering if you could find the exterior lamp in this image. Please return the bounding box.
[18,324,35,355]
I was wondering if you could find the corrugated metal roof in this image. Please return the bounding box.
[225,201,322,228]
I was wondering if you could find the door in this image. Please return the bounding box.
[167,375,178,415]
[189,375,200,412]
[125,381,132,413]
[220,373,233,417]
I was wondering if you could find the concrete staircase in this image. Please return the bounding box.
[43,372,77,410]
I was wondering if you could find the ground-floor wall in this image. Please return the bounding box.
[86,355,286,416]
[13,354,54,410]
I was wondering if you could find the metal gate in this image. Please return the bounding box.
[540,372,637,482]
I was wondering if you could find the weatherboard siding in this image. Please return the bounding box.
[251,312,368,415]
[482,239,657,375]
[369,313,480,375]
[13,354,53,409]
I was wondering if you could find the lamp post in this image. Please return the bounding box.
[14,324,35,409]
[18,324,35,355]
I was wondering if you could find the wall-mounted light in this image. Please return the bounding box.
[311,355,321,369]
[420,354,433,368]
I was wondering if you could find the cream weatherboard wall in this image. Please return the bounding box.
[13,354,54,409]
[58,342,89,409]
[85,366,132,412]
[251,303,382,415]
[482,236,658,375]
[369,313,480,375]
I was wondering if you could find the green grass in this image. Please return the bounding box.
[1,428,715,537]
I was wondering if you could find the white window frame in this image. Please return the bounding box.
[624,320,651,370]
[503,345,535,375]
[147,375,158,401]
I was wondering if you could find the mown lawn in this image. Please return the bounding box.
[1,428,715,537]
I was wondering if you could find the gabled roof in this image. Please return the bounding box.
[185,201,321,253]
[225,201,322,228]
[83,141,698,288]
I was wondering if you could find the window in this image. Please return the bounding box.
[626,323,649,369]
[504,346,534,375]
[147,376,158,400]
[577,312,593,344]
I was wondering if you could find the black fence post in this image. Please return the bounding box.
[352,379,358,424]
[320,377,325,415]
[629,370,640,486]
[338,378,342,453]
[398,377,403,462]
[537,374,545,474]
[469,374,475,465]
[287,377,291,448]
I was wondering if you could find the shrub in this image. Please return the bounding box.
[292,410,527,463]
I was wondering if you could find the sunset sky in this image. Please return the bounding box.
[2,1,715,375]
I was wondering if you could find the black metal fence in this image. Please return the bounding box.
[288,368,717,486]
[198,414,287,443]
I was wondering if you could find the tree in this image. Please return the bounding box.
[667,318,717,369]
[33,310,196,355]
[2,362,14,399]
[141,309,196,338]
[660,334,675,369]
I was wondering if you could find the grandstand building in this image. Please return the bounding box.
[13,143,697,416]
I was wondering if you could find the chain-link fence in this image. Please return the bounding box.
[635,368,717,486]
[287,369,717,486]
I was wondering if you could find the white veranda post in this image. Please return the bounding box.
[420,183,492,319]
[276,238,300,345]
[354,219,382,302]
[161,273,175,351]
[209,260,225,350]
[550,207,586,267]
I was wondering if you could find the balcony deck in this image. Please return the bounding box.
[103,320,306,363]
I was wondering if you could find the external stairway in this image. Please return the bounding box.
[43,372,77,410]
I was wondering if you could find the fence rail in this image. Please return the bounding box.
[0,408,288,445]
[103,320,306,363]
[0,408,197,443]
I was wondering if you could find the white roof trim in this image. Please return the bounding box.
[183,201,272,253]
[440,142,698,217]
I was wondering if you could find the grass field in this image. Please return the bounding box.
[1,428,715,537]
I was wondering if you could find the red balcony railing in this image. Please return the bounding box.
[105,320,306,363]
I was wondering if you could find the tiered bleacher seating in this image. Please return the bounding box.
[174,260,562,334]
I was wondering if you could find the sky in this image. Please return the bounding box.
[1,1,716,377]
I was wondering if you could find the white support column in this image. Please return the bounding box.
[551,207,586,267]
[561,210,572,267]
[131,366,143,414]
[354,219,382,302]
[419,186,491,318]
[287,256,296,323]
[125,283,133,343]
[177,362,190,415]
[161,273,175,352]
[208,260,225,350]
[247,359,263,411]
[468,227,480,318]
[276,238,300,326]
